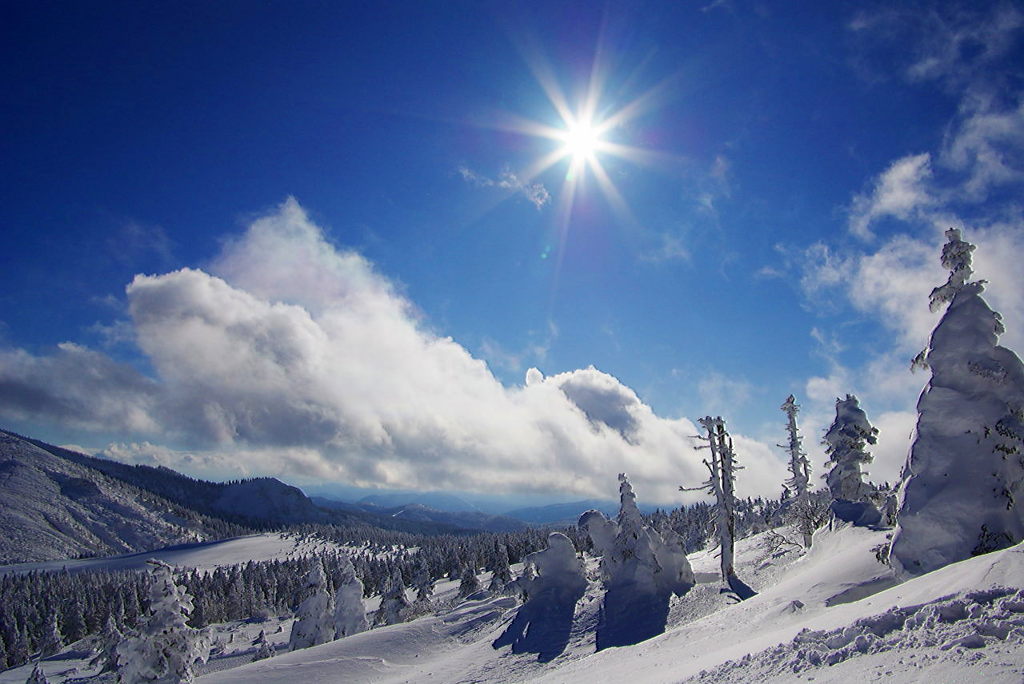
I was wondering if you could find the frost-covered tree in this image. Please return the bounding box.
[251,630,274,662]
[779,396,816,548]
[492,533,586,662]
[891,228,1024,575]
[89,615,122,674]
[487,544,513,592]
[116,560,208,684]
[458,564,482,598]
[683,417,741,580]
[332,555,367,639]
[411,555,434,606]
[26,662,49,684]
[288,562,334,651]
[373,565,410,627]
[581,474,694,649]
[823,395,877,503]
[38,612,63,658]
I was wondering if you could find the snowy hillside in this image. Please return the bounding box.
[0,432,248,563]
[0,532,351,577]
[171,523,1018,684]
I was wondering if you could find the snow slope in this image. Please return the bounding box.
[0,432,242,563]
[188,524,1023,684]
[0,532,352,576]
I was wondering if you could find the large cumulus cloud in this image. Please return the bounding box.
[0,198,787,503]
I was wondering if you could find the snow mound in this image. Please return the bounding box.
[692,586,1024,682]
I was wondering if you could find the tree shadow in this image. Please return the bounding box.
[492,583,584,662]
[725,573,758,601]
[595,584,671,650]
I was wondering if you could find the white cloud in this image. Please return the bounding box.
[848,153,934,240]
[458,166,550,209]
[697,371,752,417]
[0,198,787,504]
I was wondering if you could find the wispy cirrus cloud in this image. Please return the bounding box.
[458,165,551,209]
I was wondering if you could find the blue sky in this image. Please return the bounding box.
[2,1,1023,506]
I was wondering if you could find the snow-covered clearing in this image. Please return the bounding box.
[0,533,355,576]
[6,524,1022,683]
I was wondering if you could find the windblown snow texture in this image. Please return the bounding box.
[891,229,1024,576]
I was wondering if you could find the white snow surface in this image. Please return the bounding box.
[0,532,358,576]
[7,524,1023,684]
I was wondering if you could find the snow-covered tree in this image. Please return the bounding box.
[116,560,208,684]
[373,565,410,627]
[26,662,49,684]
[891,228,1024,575]
[823,395,877,503]
[89,614,122,674]
[683,417,741,580]
[581,473,694,649]
[492,533,586,661]
[251,630,274,662]
[487,544,513,592]
[38,612,63,658]
[332,555,367,639]
[288,561,334,651]
[411,555,434,606]
[458,564,481,598]
[780,395,815,547]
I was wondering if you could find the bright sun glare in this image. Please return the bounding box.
[561,119,602,161]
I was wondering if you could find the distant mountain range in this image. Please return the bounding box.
[0,429,525,564]
[0,427,657,565]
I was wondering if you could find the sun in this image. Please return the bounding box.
[560,118,603,162]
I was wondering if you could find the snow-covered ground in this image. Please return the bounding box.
[0,533,357,576]
[6,524,1023,683]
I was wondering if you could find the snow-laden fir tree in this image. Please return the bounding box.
[288,561,334,651]
[492,532,586,661]
[251,630,275,662]
[332,555,367,639]
[373,565,411,627]
[458,564,482,598]
[38,612,63,658]
[823,395,877,503]
[581,474,694,649]
[683,417,741,580]
[411,555,434,606]
[780,395,815,547]
[116,560,208,684]
[26,662,49,684]
[890,228,1024,575]
[89,614,123,674]
[487,544,513,592]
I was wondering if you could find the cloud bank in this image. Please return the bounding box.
[0,198,786,504]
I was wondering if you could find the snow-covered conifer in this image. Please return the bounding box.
[373,565,410,627]
[780,395,815,547]
[582,474,694,649]
[251,631,275,662]
[411,555,434,605]
[116,559,208,684]
[492,533,586,661]
[288,561,334,651]
[26,662,49,684]
[89,614,122,673]
[332,555,367,639]
[38,612,63,658]
[891,228,1024,575]
[458,564,482,598]
[823,395,877,503]
[487,544,513,592]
